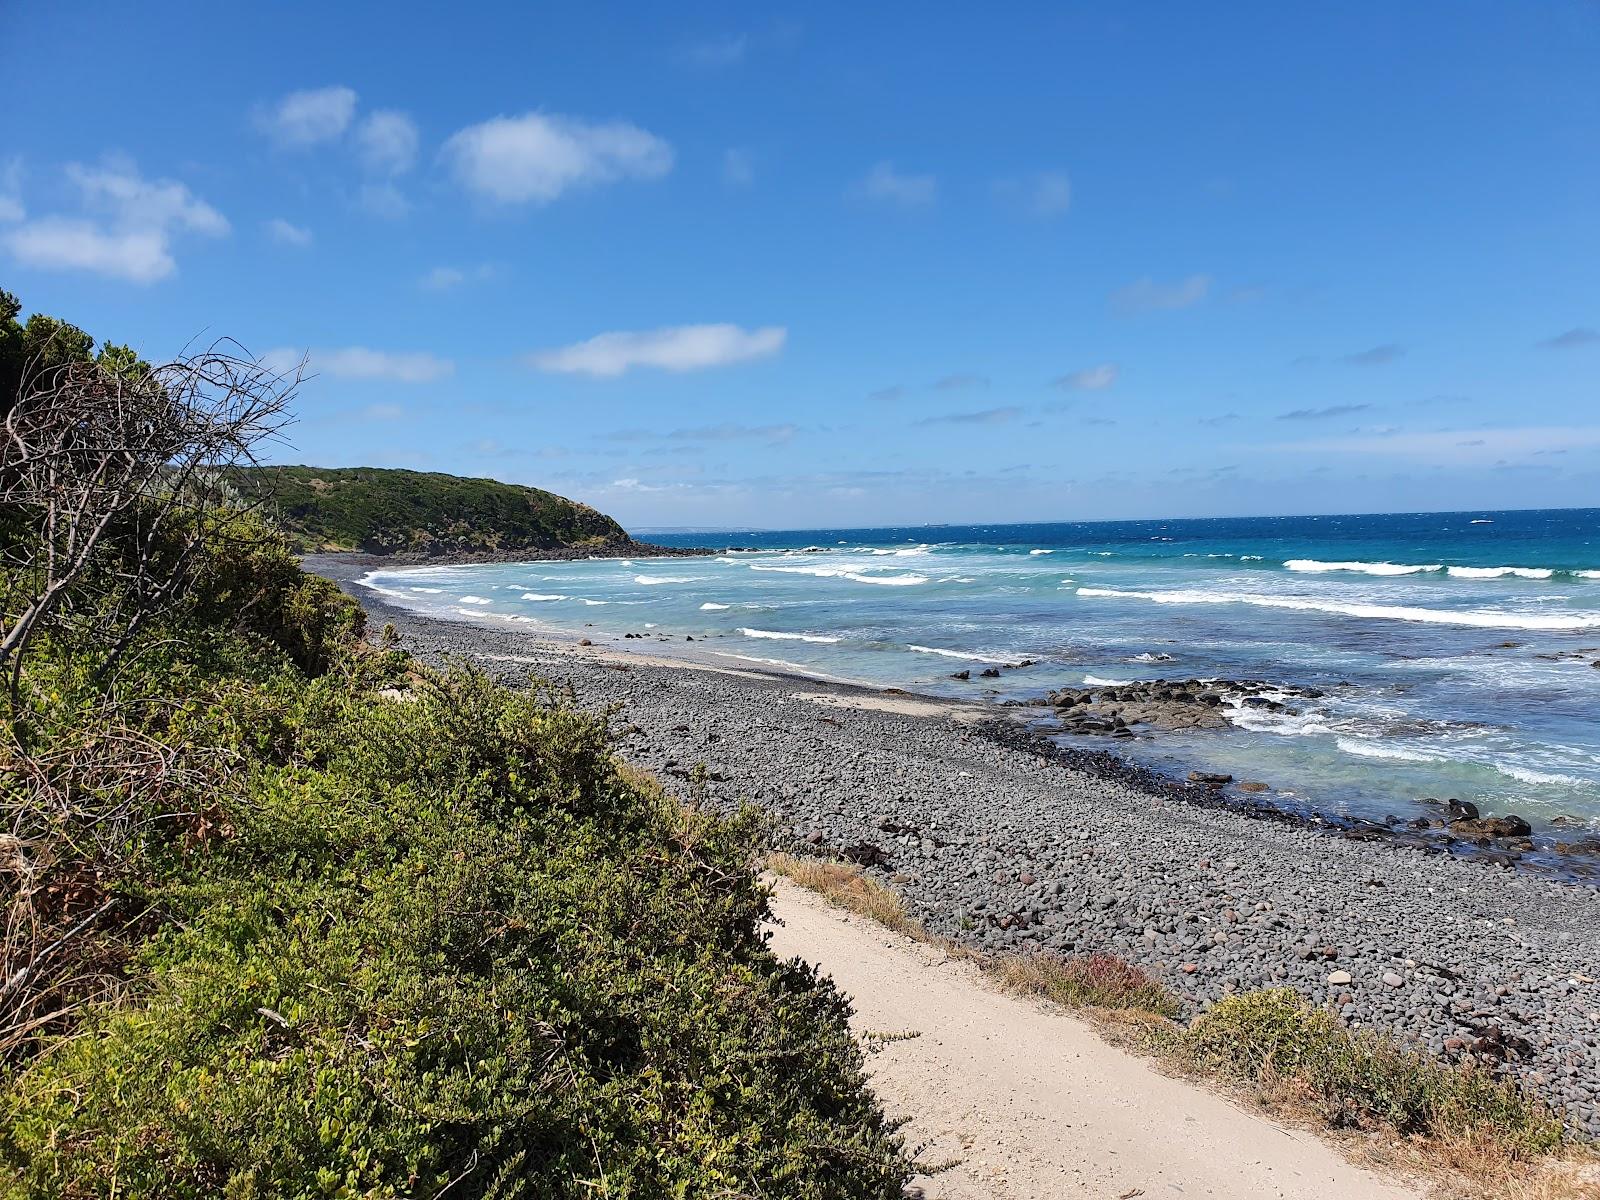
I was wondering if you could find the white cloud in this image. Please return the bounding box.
[66,161,229,236]
[996,169,1072,217]
[265,217,312,247]
[2,159,227,284]
[356,110,419,175]
[528,324,786,377]
[264,345,454,383]
[1110,274,1211,313]
[1055,363,1118,390]
[363,403,405,420]
[722,148,754,187]
[442,112,673,204]
[3,218,172,283]
[0,195,21,224]
[858,161,936,207]
[257,85,359,147]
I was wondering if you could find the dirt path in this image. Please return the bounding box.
[766,878,1422,1200]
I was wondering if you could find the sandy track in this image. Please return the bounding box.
[766,878,1420,1200]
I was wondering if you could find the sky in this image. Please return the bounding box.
[2,2,1597,531]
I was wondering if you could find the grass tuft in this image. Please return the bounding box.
[995,949,1182,1018]
[1183,988,1565,1158]
[768,853,925,939]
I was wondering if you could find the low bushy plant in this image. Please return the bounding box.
[1185,988,1565,1157]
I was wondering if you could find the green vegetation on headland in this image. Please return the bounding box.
[0,291,911,1197]
[232,464,634,556]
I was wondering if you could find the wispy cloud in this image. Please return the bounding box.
[255,85,358,148]
[1277,403,1372,420]
[528,323,785,377]
[993,169,1072,217]
[722,148,754,187]
[0,157,24,223]
[356,182,409,220]
[1340,343,1405,367]
[1538,327,1598,350]
[442,112,673,204]
[1270,425,1600,464]
[2,158,228,283]
[355,110,419,176]
[1110,274,1211,313]
[668,422,797,443]
[679,33,748,66]
[857,161,936,207]
[264,217,312,247]
[264,345,453,383]
[419,263,496,291]
[914,406,1023,427]
[1054,363,1118,391]
[932,373,988,391]
[1199,412,1242,426]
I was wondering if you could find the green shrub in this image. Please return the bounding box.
[1184,988,1564,1157]
[1,666,912,1199]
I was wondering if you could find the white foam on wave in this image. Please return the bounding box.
[410,586,443,594]
[700,602,731,610]
[521,593,566,601]
[634,574,699,584]
[459,595,492,605]
[579,598,609,606]
[1029,548,1055,555]
[1075,586,1600,631]
[747,563,928,586]
[1286,559,1441,576]
[1500,763,1587,786]
[907,644,1019,665]
[1082,674,1134,686]
[1335,737,1444,763]
[1577,570,1600,580]
[1446,565,1554,579]
[710,652,851,682]
[739,627,840,644]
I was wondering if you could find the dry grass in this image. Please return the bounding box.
[767,853,925,939]
[995,948,1182,1018]
[768,850,1598,1200]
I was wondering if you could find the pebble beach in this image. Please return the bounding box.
[314,555,1600,1137]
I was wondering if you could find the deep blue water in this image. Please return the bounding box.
[363,508,1600,833]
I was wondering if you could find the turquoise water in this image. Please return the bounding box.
[362,508,1600,831]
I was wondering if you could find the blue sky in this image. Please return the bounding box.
[2,2,1597,530]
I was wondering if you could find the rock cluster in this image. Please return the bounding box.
[1044,677,1326,735]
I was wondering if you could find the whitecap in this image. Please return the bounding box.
[700,602,732,611]
[579,599,609,606]
[1335,737,1444,763]
[739,627,840,644]
[907,644,1019,665]
[410,586,443,594]
[1446,565,1554,580]
[459,596,492,605]
[1074,586,1600,631]
[521,593,567,601]
[1082,674,1135,686]
[1029,548,1055,556]
[1285,559,1442,576]
[635,574,699,584]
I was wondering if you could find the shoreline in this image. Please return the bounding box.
[314,551,1600,882]
[312,554,1600,1136]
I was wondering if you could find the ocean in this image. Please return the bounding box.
[359,508,1600,834]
